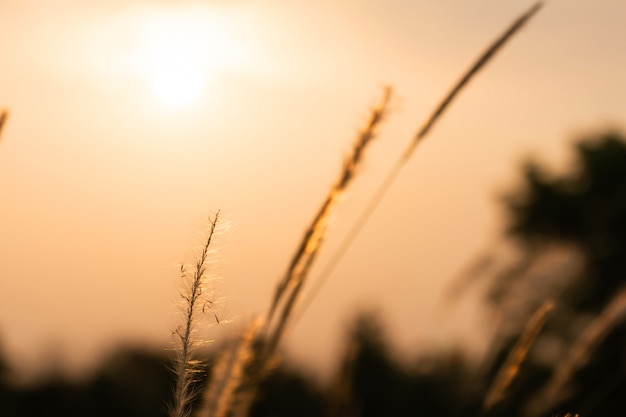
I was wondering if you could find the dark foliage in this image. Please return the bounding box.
[0,345,327,417]
[485,131,626,416]
[249,365,326,417]
[0,348,175,417]
[504,132,626,312]
[327,312,483,417]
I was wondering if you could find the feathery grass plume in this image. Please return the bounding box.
[528,288,626,417]
[300,1,545,316]
[197,318,262,417]
[219,87,393,417]
[0,109,8,141]
[263,86,393,355]
[170,212,222,417]
[483,299,554,410]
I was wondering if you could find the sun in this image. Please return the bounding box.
[151,57,205,107]
[130,7,252,108]
[140,14,214,108]
[148,32,207,107]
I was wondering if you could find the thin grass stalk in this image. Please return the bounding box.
[222,88,392,417]
[263,87,393,359]
[0,109,8,141]
[299,1,545,318]
[483,299,554,410]
[266,86,392,325]
[402,1,544,159]
[528,288,626,417]
[171,212,221,417]
[197,318,261,417]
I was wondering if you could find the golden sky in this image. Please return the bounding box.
[1,0,625,380]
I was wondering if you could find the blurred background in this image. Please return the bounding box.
[1,1,626,416]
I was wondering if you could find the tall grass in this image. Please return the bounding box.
[170,2,546,416]
[483,300,554,410]
[528,289,626,416]
[170,212,221,417]
[300,1,544,315]
[198,318,261,417]
[0,109,8,141]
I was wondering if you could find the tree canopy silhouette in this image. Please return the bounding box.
[503,131,626,312]
[480,130,626,417]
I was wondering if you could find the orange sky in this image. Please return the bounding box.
[1,0,625,381]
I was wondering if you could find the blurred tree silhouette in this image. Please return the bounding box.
[503,132,626,311]
[327,311,482,417]
[0,341,327,417]
[480,131,626,417]
[0,346,175,417]
[248,364,326,417]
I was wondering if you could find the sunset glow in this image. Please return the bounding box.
[1,0,626,384]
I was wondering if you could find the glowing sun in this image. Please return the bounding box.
[151,58,205,107]
[132,7,251,108]
[144,17,211,108]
